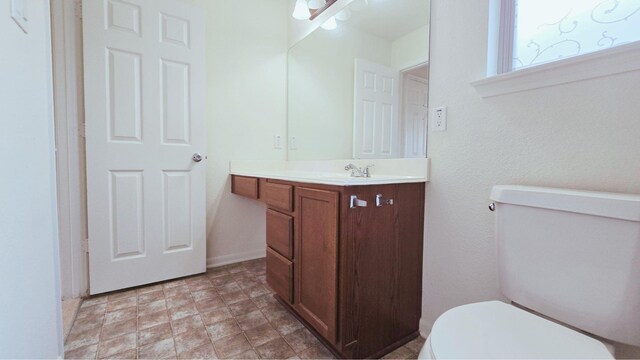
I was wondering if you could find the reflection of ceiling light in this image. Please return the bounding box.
[321,16,337,30]
[292,0,310,20]
[335,8,351,21]
[350,0,369,11]
[307,0,326,10]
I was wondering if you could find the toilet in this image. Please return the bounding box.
[419,185,640,359]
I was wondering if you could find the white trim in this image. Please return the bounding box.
[419,318,433,338]
[472,41,640,97]
[496,0,515,74]
[51,0,89,298]
[399,60,429,74]
[206,250,266,268]
[42,1,65,355]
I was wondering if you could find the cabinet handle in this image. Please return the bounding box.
[376,194,394,207]
[350,195,367,208]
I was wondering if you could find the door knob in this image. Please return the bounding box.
[192,153,203,162]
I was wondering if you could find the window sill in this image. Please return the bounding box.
[471,41,640,98]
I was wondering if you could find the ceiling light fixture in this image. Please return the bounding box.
[292,0,311,20]
[307,0,326,10]
[321,16,337,30]
[335,8,351,21]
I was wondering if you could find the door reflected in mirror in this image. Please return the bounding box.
[288,0,430,160]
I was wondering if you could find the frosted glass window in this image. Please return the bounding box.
[513,0,640,70]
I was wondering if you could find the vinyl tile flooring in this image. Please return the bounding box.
[64,258,424,359]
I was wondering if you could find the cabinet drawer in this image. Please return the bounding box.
[231,175,259,199]
[267,209,293,259]
[262,182,293,212]
[266,247,293,303]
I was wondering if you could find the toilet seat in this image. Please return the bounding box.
[425,301,614,359]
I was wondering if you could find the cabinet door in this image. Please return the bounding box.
[294,187,339,343]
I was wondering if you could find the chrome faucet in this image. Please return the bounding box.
[344,163,374,178]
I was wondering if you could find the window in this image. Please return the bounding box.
[472,0,640,97]
[501,0,640,73]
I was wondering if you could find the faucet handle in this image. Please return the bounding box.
[363,164,374,177]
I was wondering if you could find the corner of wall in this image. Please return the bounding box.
[206,248,266,269]
[419,318,433,338]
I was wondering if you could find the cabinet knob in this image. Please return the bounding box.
[376,194,394,207]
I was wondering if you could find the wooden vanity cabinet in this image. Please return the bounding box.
[230,175,259,199]
[231,175,425,359]
[266,209,293,259]
[294,187,340,343]
[266,247,293,303]
[338,183,425,358]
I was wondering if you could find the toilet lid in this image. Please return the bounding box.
[430,301,614,359]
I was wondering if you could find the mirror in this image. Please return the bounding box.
[288,0,430,160]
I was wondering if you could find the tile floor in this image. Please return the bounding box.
[65,258,424,359]
[63,297,82,341]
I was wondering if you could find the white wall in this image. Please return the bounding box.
[191,0,289,266]
[423,0,640,355]
[391,24,429,70]
[0,0,64,357]
[288,26,392,160]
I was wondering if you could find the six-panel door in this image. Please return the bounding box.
[84,0,206,294]
[294,187,340,343]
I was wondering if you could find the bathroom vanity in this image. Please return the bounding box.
[230,168,426,359]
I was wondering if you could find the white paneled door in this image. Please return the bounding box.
[83,0,206,294]
[353,58,401,159]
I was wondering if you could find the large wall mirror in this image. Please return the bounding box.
[288,0,430,160]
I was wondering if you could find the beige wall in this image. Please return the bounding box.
[424,0,640,355]
[192,0,288,266]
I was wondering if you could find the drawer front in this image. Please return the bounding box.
[266,247,293,303]
[231,175,258,199]
[263,182,293,212]
[266,209,293,259]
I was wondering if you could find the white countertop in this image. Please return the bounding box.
[229,159,430,186]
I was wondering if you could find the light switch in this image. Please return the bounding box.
[11,0,28,34]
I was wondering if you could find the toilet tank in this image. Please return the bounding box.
[491,186,640,347]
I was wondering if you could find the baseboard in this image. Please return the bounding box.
[419,318,433,338]
[206,249,266,268]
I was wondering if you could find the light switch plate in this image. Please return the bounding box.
[11,0,28,34]
[274,135,283,149]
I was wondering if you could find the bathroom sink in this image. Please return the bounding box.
[256,171,425,185]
